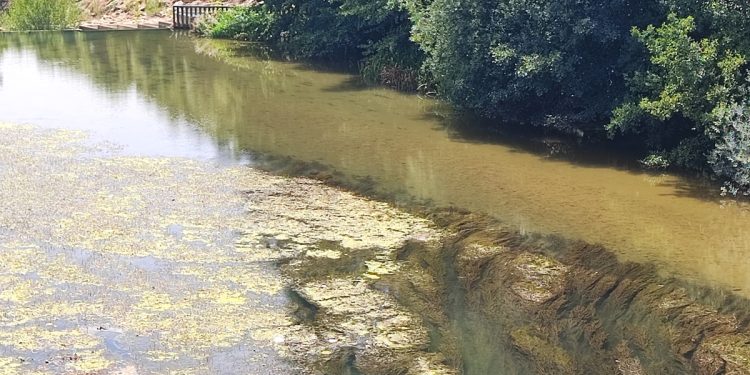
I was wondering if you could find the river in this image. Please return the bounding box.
[2,30,748,296]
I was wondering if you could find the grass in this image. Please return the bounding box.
[124,0,164,17]
[1,0,81,30]
[144,0,162,16]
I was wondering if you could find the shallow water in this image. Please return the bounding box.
[1,30,749,298]
[0,124,440,374]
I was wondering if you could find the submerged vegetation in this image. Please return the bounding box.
[198,0,750,194]
[0,0,80,30]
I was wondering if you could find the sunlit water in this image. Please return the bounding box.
[1,30,749,298]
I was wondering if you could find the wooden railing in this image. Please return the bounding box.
[172,4,235,29]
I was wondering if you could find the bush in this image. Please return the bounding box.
[608,12,748,174]
[1,0,81,30]
[609,14,746,132]
[198,0,423,91]
[408,0,662,134]
[710,102,750,195]
[194,6,276,42]
[263,0,411,60]
[357,20,423,90]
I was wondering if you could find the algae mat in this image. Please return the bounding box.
[0,124,439,374]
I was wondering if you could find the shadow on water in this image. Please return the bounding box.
[427,110,737,203]
[320,76,371,93]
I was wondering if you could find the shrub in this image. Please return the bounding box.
[408,0,662,134]
[710,102,750,195]
[609,14,746,133]
[358,20,423,91]
[198,0,423,91]
[144,0,162,16]
[123,0,163,16]
[640,153,671,169]
[194,6,277,42]
[1,0,81,30]
[609,13,748,175]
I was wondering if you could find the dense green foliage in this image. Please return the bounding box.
[200,0,750,194]
[611,2,750,193]
[0,0,80,30]
[196,1,422,90]
[195,6,277,41]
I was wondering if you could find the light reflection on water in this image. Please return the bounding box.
[1,30,749,298]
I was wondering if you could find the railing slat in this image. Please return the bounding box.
[172,4,236,29]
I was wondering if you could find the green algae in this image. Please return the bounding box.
[510,326,573,373]
[0,123,448,374]
[508,252,568,304]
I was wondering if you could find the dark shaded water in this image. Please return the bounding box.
[1,30,749,298]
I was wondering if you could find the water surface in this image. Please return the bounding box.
[1,30,749,296]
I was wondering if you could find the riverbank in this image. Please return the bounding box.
[77,0,256,27]
[0,0,256,31]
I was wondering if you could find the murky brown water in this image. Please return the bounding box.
[1,31,749,298]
